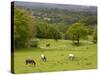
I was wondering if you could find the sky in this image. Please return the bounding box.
[15,0,99,6]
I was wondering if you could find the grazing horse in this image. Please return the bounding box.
[68,54,75,61]
[41,54,47,62]
[46,43,50,47]
[25,59,36,66]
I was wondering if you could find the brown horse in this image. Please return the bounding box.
[46,43,50,47]
[25,59,36,66]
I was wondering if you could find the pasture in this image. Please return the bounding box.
[14,39,97,74]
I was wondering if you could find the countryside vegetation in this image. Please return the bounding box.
[12,2,97,73]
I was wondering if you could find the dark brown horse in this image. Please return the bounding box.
[25,59,36,66]
[46,43,50,47]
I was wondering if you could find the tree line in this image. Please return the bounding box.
[14,7,97,48]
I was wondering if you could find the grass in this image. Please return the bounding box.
[14,39,97,74]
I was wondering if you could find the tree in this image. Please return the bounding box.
[92,28,97,43]
[14,7,36,48]
[50,26,61,41]
[36,22,61,40]
[67,23,88,45]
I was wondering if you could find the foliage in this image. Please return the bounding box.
[67,23,88,45]
[29,39,39,48]
[14,7,36,48]
[36,22,61,40]
[32,8,97,26]
[79,16,97,26]
[13,6,97,48]
[92,28,97,43]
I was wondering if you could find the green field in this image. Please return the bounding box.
[14,39,97,74]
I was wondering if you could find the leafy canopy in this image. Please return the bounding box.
[14,7,36,48]
[67,22,88,44]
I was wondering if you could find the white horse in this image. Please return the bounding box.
[41,54,47,62]
[68,54,75,60]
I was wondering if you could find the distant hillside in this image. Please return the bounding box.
[14,1,97,13]
[13,1,97,28]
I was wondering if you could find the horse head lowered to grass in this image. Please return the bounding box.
[25,58,36,66]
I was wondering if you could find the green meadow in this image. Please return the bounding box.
[14,39,97,74]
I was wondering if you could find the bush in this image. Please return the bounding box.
[29,39,39,48]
